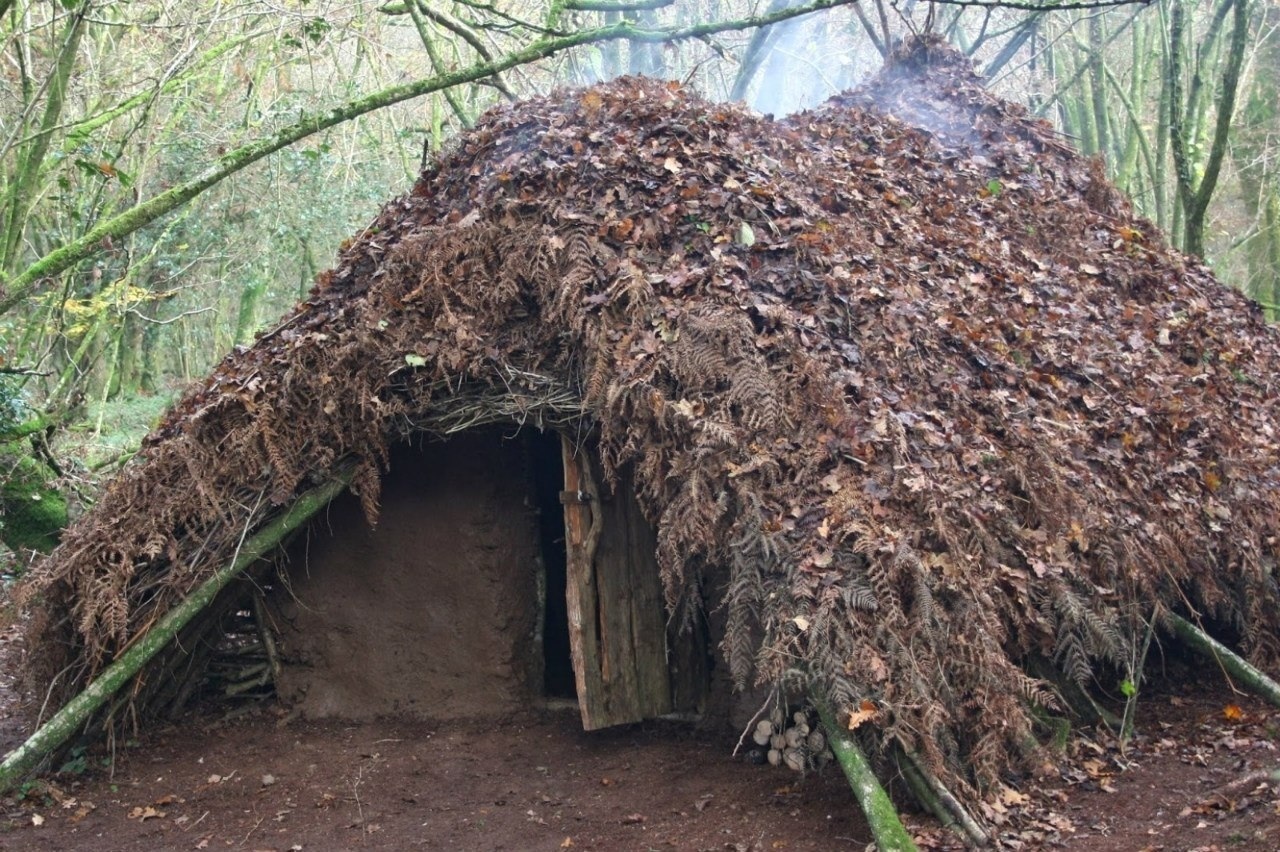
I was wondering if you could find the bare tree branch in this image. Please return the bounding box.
[0,0,856,316]
[932,0,1152,9]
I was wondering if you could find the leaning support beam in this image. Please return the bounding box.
[895,746,989,848]
[0,470,354,792]
[1168,613,1280,709]
[814,698,918,852]
[896,751,952,832]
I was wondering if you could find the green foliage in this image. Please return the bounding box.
[59,392,172,469]
[0,377,28,437]
[0,383,65,561]
[0,451,67,556]
[56,746,88,776]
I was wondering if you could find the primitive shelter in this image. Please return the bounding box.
[14,37,1280,811]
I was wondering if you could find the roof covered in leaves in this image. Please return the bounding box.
[21,37,1280,801]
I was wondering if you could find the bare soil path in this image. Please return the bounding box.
[0,623,1277,851]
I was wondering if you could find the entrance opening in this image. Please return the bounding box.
[529,429,576,699]
[266,430,544,721]
[259,426,705,727]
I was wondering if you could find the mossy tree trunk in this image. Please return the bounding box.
[1231,0,1280,314]
[1168,0,1251,257]
[1168,614,1280,708]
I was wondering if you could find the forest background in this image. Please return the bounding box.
[0,0,1276,565]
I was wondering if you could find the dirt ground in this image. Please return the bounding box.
[1,625,1279,852]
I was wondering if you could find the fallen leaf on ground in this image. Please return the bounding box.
[127,805,165,821]
[998,786,1029,807]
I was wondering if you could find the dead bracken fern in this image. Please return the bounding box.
[15,37,1280,808]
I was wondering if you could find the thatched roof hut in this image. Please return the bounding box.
[14,38,1280,815]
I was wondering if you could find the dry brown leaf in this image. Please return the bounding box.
[846,699,877,730]
[998,786,1029,807]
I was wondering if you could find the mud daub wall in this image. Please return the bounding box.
[270,429,542,721]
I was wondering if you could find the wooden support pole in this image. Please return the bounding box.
[1168,613,1280,709]
[813,697,918,852]
[896,752,951,830]
[894,746,989,848]
[251,589,283,687]
[0,470,353,792]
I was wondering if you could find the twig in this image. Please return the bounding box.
[250,590,282,686]
[241,814,264,846]
[1119,611,1157,754]
[1205,767,1280,800]
[351,763,367,838]
[731,691,778,758]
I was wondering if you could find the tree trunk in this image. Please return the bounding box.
[1231,0,1280,312]
[0,3,89,276]
[1169,0,1251,257]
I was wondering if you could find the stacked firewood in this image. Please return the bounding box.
[203,611,270,699]
[201,595,280,702]
[751,705,833,772]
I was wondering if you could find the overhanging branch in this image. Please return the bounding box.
[931,0,1152,9]
[0,0,853,317]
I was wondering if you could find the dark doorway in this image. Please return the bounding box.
[266,431,543,721]
[529,429,576,698]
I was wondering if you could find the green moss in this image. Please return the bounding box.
[1,452,68,555]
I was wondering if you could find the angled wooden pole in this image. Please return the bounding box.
[894,745,988,847]
[0,470,353,791]
[1168,613,1280,709]
[813,697,918,852]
